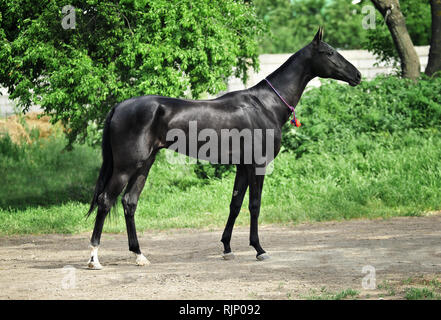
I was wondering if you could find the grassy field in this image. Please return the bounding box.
[1,76,440,235]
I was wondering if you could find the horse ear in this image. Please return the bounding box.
[313,26,324,45]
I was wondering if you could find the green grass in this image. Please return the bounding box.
[0,133,100,209]
[402,276,441,300]
[1,127,439,235]
[373,276,441,300]
[1,76,441,234]
[299,276,441,300]
[405,287,440,300]
[302,287,359,300]
[377,281,396,297]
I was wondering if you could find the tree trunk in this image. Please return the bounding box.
[371,0,421,80]
[425,0,441,77]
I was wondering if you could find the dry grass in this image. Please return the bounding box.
[0,112,62,143]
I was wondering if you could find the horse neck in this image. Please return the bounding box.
[255,45,315,127]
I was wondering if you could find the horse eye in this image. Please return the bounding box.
[327,51,334,56]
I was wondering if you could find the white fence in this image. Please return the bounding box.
[0,46,430,117]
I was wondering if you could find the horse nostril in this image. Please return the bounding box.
[356,71,361,80]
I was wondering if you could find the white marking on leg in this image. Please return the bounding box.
[87,246,103,270]
[135,253,150,266]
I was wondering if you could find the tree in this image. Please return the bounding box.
[0,0,264,145]
[370,0,420,80]
[425,0,441,76]
[363,0,430,72]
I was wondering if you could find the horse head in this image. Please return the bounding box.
[309,27,361,87]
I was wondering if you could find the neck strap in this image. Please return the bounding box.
[264,78,301,127]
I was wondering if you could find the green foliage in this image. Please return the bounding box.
[0,0,264,145]
[363,0,431,67]
[254,0,431,55]
[194,161,234,180]
[254,0,368,53]
[282,76,441,158]
[0,134,24,161]
[268,76,441,222]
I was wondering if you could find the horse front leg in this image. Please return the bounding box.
[221,165,248,260]
[248,169,269,261]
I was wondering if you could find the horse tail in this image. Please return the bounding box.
[86,106,116,218]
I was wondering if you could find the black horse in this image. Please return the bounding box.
[86,27,361,269]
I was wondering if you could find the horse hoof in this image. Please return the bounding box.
[222,252,235,260]
[136,254,150,266]
[256,253,270,261]
[87,261,103,270]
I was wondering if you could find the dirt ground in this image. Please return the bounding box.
[1,215,441,300]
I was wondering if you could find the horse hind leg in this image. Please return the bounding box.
[122,152,157,266]
[88,171,130,270]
